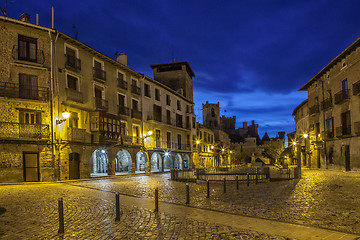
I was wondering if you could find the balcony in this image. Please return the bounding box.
[65,54,81,70]
[117,79,127,90]
[309,104,319,115]
[321,98,333,110]
[176,121,183,128]
[66,88,83,103]
[147,115,162,123]
[0,82,48,101]
[118,106,129,116]
[67,127,87,142]
[94,98,108,111]
[353,81,360,96]
[153,141,191,151]
[354,122,360,135]
[131,109,142,119]
[132,136,143,145]
[334,89,350,104]
[93,67,106,81]
[0,122,49,139]
[336,125,351,138]
[131,84,141,95]
[12,45,45,64]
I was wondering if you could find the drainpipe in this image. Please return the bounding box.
[321,79,328,168]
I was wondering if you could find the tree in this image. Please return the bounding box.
[262,140,284,164]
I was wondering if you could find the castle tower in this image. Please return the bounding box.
[202,101,221,129]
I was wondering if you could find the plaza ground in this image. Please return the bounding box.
[0,169,359,239]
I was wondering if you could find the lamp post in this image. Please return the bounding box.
[303,133,308,169]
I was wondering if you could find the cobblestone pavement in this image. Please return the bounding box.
[70,169,360,235]
[0,183,289,239]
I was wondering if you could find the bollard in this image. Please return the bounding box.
[154,187,159,213]
[115,192,120,221]
[236,176,239,190]
[247,173,250,187]
[58,197,64,234]
[223,178,226,193]
[206,180,210,198]
[186,183,190,204]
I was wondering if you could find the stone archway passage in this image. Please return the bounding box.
[135,151,148,174]
[90,148,109,177]
[164,154,173,172]
[151,152,162,172]
[174,154,183,170]
[115,150,132,175]
[184,154,190,169]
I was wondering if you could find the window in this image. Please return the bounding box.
[153,104,162,122]
[186,116,190,129]
[166,94,171,105]
[177,100,181,110]
[167,132,171,148]
[132,99,139,110]
[132,79,137,87]
[67,74,79,91]
[166,110,171,124]
[155,88,160,101]
[65,46,80,70]
[117,72,127,89]
[118,94,127,115]
[132,125,140,138]
[93,59,106,80]
[341,111,351,135]
[326,117,334,138]
[19,74,38,99]
[18,35,37,62]
[155,129,161,147]
[176,114,183,128]
[342,78,349,98]
[120,122,127,135]
[144,83,151,97]
[177,134,182,149]
[211,108,215,117]
[118,72,124,81]
[192,117,196,128]
[20,111,40,124]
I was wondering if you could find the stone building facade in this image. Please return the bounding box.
[294,36,360,171]
[0,15,195,182]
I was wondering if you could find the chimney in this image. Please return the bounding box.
[20,13,30,23]
[116,53,127,66]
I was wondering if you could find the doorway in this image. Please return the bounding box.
[23,152,39,182]
[69,152,80,179]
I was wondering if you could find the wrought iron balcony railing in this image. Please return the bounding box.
[0,122,49,139]
[118,105,129,116]
[66,88,83,103]
[94,98,108,111]
[93,67,106,81]
[153,141,191,150]
[131,109,142,119]
[0,82,48,101]
[65,54,81,70]
[131,84,141,95]
[321,98,333,110]
[336,125,351,138]
[334,89,350,104]
[12,45,45,64]
[353,81,360,96]
[117,79,127,90]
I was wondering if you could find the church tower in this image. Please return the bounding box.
[202,101,221,129]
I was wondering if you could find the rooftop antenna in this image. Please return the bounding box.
[0,0,7,17]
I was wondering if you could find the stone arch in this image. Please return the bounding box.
[184,154,190,169]
[115,149,132,174]
[163,153,173,171]
[174,154,183,170]
[135,151,148,173]
[90,148,109,177]
[151,152,162,172]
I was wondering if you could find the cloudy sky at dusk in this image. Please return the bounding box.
[4,0,360,138]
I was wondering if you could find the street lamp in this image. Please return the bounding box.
[56,111,70,125]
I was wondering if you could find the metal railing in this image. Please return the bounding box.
[321,98,332,110]
[336,125,351,137]
[118,106,129,116]
[66,88,83,103]
[309,104,319,115]
[154,141,191,150]
[67,127,87,142]
[147,115,162,122]
[93,67,106,81]
[353,81,360,96]
[65,54,81,70]
[0,82,48,101]
[0,122,49,139]
[117,79,127,90]
[131,84,141,95]
[94,98,108,111]
[12,45,45,64]
[334,89,350,104]
[131,109,142,119]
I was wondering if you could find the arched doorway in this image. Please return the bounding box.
[135,151,147,173]
[184,154,190,169]
[163,153,173,172]
[90,148,108,177]
[174,154,182,170]
[151,152,162,172]
[115,150,132,175]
